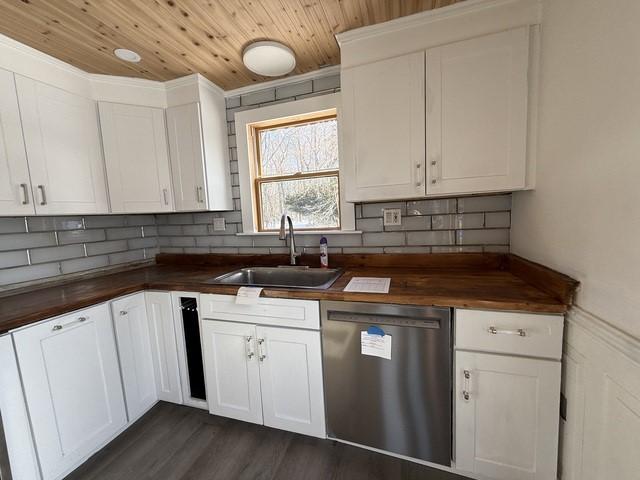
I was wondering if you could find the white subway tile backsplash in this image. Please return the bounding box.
[127,237,158,250]
[0,263,60,285]
[276,80,313,99]
[407,199,457,216]
[241,88,275,106]
[432,213,484,230]
[313,74,340,92]
[485,211,511,228]
[106,227,143,240]
[0,217,27,234]
[456,229,510,245]
[406,230,456,246]
[383,246,431,254]
[342,247,385,254]
[385,215,430,231]
[86,240,128,256]
[27,216,83,232]
[195,236,225,247]
[108,249,145,265]
[58,229,106,245]
[84,215,126,229]
[356,218,384,232]
[30,244,85,264]
[362,232,405,247]
[0,232,56,251]
[182,224,208,236]
[60,255,109,274]
[0,250,29,269]
[458,194,511,213]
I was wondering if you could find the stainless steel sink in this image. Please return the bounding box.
[207,266,343,290]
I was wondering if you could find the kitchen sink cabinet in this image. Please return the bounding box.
[201,296,326,438]
[111,293,158,423]
[13,303,127,480]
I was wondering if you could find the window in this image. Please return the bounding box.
[251,113,340,231]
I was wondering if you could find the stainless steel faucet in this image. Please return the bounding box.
[279,214,301,265]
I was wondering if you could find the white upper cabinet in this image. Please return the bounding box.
[426,27,530,195]
[112,293,158,422]
[166,102,207,211]
[99,102,174,213]
[342,52,426,202]
[13,303,127,480]
[0,68,34,216]
[15,76,109,215]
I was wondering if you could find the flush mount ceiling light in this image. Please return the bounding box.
[113,48,141,63]
[242,41,296,77]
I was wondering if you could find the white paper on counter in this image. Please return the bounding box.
[361,331,392,360]
[344,277,391,294]
[235,286,263,304]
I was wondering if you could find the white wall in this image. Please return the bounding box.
[511,0,640,339]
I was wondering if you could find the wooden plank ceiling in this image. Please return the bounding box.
[0,0,463,90]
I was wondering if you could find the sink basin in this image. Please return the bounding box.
[207,266,343,290]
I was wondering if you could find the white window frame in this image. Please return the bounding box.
[235,92,356,234]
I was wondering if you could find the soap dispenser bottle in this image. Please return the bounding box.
[320,236,329,268]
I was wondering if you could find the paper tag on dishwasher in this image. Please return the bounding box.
[361,331,392,360]
[235,286,263,304]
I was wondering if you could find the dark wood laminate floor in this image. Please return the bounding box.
[66,402,468,480]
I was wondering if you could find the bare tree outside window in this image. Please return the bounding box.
[253,114,340,231]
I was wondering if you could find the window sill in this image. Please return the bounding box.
[236,230,363,236]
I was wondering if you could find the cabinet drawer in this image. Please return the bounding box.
[455,309,564,360]
[200,294,320,330]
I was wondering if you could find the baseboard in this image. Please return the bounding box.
[560,306,640,480]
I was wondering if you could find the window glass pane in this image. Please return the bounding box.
[258,117,338,177]
[259,176,340,230]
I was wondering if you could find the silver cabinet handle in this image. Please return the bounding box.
[37,185,47,205]
[196,186,204,203]
[488,326,527,337]
[415,163,423,187]
[257,338,266,362]
[162,188,169,206]
[245,336,256,359]
[119,310,128,316]
[20,183,29,205]
[429,157,439,185]
[462,369,471,401]
[52,316,87,331]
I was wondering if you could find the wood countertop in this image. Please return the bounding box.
[0,253,579,334]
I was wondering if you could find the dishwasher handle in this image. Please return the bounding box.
[326,310,441,329]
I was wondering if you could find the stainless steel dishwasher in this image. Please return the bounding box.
[321,301,452,466]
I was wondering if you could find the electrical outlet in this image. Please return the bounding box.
[382,208,402,226]
[212,217,226,231]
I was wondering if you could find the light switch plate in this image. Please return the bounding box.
[212,217,226,231]
[382,208,402,226]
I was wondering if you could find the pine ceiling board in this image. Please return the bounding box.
[0,0,464,90]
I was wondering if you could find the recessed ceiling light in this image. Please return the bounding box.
[114,48,141,63]
[242,41,296,77]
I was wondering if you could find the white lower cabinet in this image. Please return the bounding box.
[111,293,158,422]
[13,303,127,480]
[145,291,183,404]
[454,309,563,480]
[201,320,263,425]
[257,325,326,437]
[202,313,326,438]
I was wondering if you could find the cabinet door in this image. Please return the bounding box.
[0,69,34,215]
[145,291,183,404]
[426,27,529,195]
[0,335,40,480]
[201,320,263,425]
[342,52,425,201]
[112,293,158,422]
[167,102,207,212]
[455,351,561,480]
[13,303,127,480]
[15,76,109,215]
[99,102,173,213]
[256,326,326,438]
